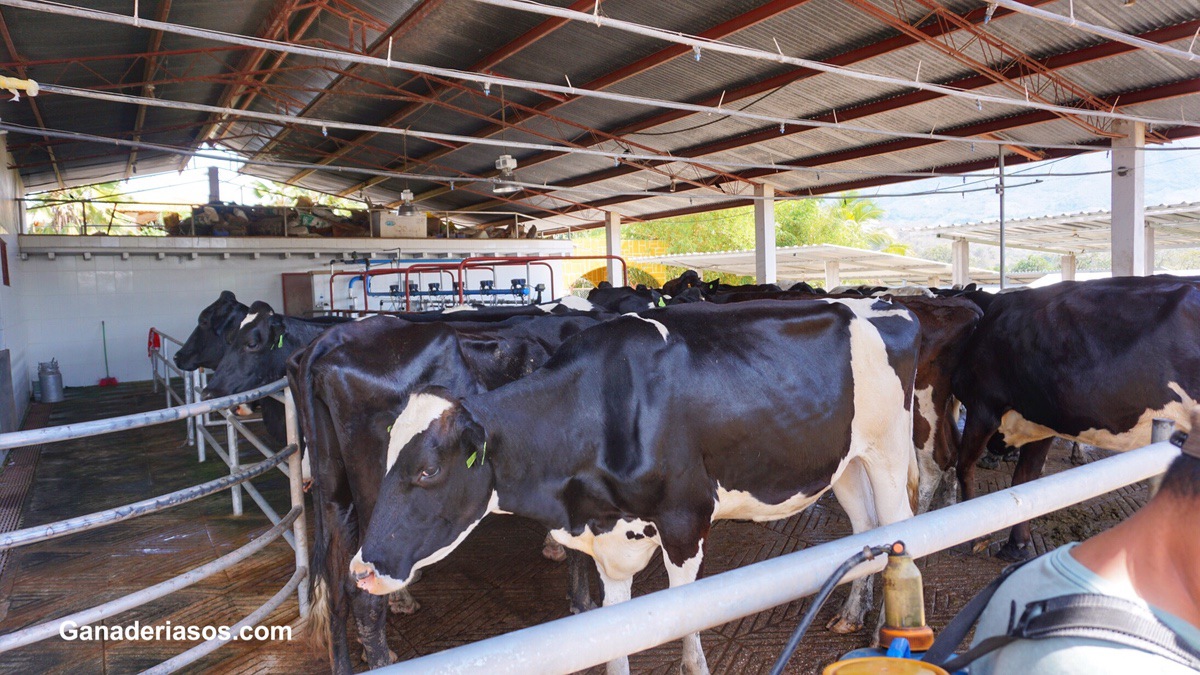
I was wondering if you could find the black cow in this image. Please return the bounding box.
[953,275,1200,560]
[587,282,665,312]
[292,312,607,674]
[174,291,248,371]
[351,299,921,674]
[711,291,982,511]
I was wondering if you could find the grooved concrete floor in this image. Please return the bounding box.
[0,382,1148,674]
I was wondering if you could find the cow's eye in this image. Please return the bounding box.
[246,340,260,350]
[417,466,441,483]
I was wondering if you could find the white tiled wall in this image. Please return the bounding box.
[0,139,28,425]
[17,254,334,387]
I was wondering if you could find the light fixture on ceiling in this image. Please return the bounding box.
[493,154,520,194]
[397,188,417,216]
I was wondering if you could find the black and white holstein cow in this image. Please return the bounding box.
[174,290,248,372]
[291,308,608,674]
[351,299,922,674]
[953,275,1200,560]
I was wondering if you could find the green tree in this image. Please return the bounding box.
[25,182,139,235]
[250,180,362,214]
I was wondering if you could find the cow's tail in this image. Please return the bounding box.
[287,334,343,658]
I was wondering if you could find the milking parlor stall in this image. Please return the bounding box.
[0,0,1197,673]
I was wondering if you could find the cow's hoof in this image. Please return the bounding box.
[976,454,1001,470]
[302,479,313,493]
[388,591,420,615]
[388,649,398,665]
[542,541,567,562]
[1002,449,1020,463]
[971,536,993,554]
[825,615,862,634]
[1069,444,1088,466]
[996,540,1034,562]
[570,597,599,614]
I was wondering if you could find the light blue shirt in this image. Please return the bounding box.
[970,543,1200,674]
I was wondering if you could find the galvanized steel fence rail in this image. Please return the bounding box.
[371,439,1181,675]
[0,329,309,674]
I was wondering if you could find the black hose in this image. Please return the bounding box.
[769,542,896,675]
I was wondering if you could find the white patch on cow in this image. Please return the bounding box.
[354,313,373,322]
[622,313,669,341]
[238,312,260,329]
[550,518,661,582]
[872,286,933,298]
[537,302,559,313]
[442,304,477,313]
[712,479,832,522]
[912,384,946,514]
[385,393,454,472]
[351,491,499,595]
[822,296,914,321]
[301,449,312,483]
[557,294,595,312]
[997,381,1197,451]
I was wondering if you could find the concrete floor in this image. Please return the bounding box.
[0,382,1148,674]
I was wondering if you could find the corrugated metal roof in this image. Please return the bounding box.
[1,0,1197,229]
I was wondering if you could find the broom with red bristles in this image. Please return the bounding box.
[99,320,118,386]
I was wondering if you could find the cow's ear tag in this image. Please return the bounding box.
[272,334,284,350]
[386,424,393,433]
[657,297,666,307]
[466,441,486,468]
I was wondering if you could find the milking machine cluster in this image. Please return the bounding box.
[772,541,950,675]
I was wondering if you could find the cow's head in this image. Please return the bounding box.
[175,291,248,371]
[350,391,495,595]
[203,301,286,398]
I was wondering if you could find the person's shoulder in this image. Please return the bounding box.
[983,638,1199,675]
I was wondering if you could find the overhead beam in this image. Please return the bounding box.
[351,0,819,201]
[0,8,62,188]
[125,0,173,179]
[480,18,1200,207]
[532,77,1200,232]
[288,0,601,185]
[251,0,449,159]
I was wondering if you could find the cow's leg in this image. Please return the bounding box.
[566,550,597,614]
[597,568,634,675]
[957,408,1000,502]
[663,545,709,675]
[828,461,879,634]
[350,590,395,667]
[996,438,1054,562]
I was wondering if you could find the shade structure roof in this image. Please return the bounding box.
[2,0,1199,233]
[923,201,1200,255]
[635,243,1010,285]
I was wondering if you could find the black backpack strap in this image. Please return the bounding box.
[921,556,1039,666]
[936,593,1200,672]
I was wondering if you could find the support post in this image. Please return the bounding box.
[1111,121,1146,277]
[227,418,242,516]
[605,211,621,286]
[951,239,970,287]
[208,166,220,204]
[185,371,195,448]
[285,389,310,618]
[1145,226,1155,275]
[1061,253,1077,282]
[754,183,776,284]
[998,150,1007,290]
[824,260,841,289]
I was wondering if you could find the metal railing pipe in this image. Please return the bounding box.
[138,566,308,675]
[372,441,1180,675]
[217,410,290,479]
[0,507,301,653]
[0,445,296,551]
[0,378,287,451]
[284,388,311,618]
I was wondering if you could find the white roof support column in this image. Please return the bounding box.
[1061,253,1077,282]
[605,211,622,285]
[824,260,841,289]
[951,238,970,287]
[1111,120,1146,277]
[754,183,776,284]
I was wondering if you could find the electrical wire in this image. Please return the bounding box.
[3,0,1188,155]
